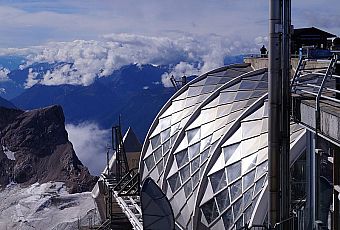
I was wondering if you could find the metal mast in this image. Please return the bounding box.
[268,0,291,228]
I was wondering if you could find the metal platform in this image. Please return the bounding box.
[291,52,340,147]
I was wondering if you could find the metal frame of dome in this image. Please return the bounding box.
[139,65,306,230]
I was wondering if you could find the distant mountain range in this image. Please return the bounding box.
[0,55,244,140]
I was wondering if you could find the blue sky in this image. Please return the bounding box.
[0,0,339,89]
[0,0,338,48]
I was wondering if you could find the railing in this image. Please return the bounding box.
[291,51,340,137]
[99,168,142,230]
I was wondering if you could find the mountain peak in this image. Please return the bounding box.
[0,105,96,193]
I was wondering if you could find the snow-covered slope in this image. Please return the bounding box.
[0,182,100,230]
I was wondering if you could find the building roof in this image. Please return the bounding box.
[293,27,336,38]
[140,64,306,229]
[123,127,142,153]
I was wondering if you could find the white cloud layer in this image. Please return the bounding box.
[66,122,111,176]
[1,33,263,88]
[0,68,10,82]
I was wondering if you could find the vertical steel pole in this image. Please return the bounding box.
[333,145,340,230]
[268,0,282,228]
[305,130,316,229]
[281,0,291,228]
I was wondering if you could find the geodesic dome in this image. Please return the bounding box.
[139,64,306,230]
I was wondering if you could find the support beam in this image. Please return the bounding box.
[268,0,292,228]
[268,0,282,227]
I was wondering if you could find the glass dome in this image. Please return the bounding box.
[140,64,306,230]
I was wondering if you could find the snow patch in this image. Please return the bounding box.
[0,181,100,229]
[2,145,16,161]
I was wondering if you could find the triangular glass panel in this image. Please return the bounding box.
[191,78,207,87]
[175,90,189,101]
[243,185,254,209]
[200,198,219,224]
[143,144,154,160]
[260,73,268,82]
[191,156,200,174]
[211,219,224,230]
[223,129,242,147]
[226,161,241,183]
[219,92,236,104]
[153,147,163,163]
[235,91,252,101]
[168,158,179,178]
[205,76,221,85]
[208,153,225,176]
[256,81,268,89]
[180,164,191,183]
[200,181,215,206]
[222,208,234,230]
[161,128,171,143]
[183,179,193,198]
[231,100,248,112]
[255,161,268,180]
[233,197,243,220]
[250,90,267,99]
[145,154,156,171]
[150,123,161,138]
[156,159,164,174]
[150,134,161,150]
[243,105,265,122]
[242,170,256,191]
[187,86,203,97]
[185,96,199,107]
[223,143,240,163]
[216,104,232,118]
[239,80,258,90]
[201,121,215,139]
[187,114,203,130]
[200,135,212,152]
[261,118,268,133]
[215,188,230,212]
[224,82,241,91]
[205,96,219,109]
[242,120,262,140]
[241,136,260,158]
[209,169,227,193]
[175,149,189,168]
[175,136,188,153]
[188,142,200,160]
[258,133,268,149]
[229,179,242,202]
[218,77,233,84]
[167,172,181,193]
[201,85,217,94]
[256,148,268,165]
[187,127,201,145]
[254,175,266,196]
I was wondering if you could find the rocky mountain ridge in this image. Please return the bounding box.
[0,105,96,193]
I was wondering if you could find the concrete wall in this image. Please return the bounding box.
[244,57,328,73]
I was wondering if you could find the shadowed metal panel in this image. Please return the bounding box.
[141,178,175,230]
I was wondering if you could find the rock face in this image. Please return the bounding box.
[0,105,96,193]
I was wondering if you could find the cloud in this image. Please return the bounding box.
[65,122,111,175]
[161,62,200,87]
[1,32,262,88]
[0,67,10,82]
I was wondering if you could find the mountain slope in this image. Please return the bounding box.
[0,96,16,109]
[0,105,96,192]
